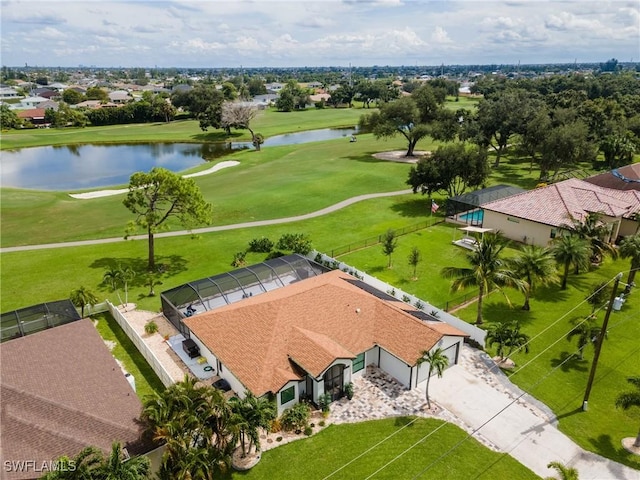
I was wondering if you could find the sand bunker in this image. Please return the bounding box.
[372,150,429,163]
[69,161,240,199]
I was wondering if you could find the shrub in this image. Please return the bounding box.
[281,402,310,432]
[415,300,424,310]
[265,250,285,260]
[387,288,396,297]
[402,294,411,303]
[276,436,283,442]
[144,321,158,335]
[231,251,247,267]
[248,236,274,253]
[318,393,331,413]
[345,382,354,400]
[269,418,282,433]
[318,420,325,427]
[276,233,313,255]
[430,309,440,318]
[304,426,313,436]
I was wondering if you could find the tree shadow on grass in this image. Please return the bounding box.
[89,254,188,288]
[390,197,431,218]
[533,284,571,304]
[481,302,535,326]
[550,351,589,373]
[343,153,401,163]
[394,416,416,427]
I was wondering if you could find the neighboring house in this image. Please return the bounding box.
[251,93,278,107]
[482,178,640,246]
[108,90,131,104]
[0,87,20,99]
[182,267,468,414]
[0,319,148,480]
[584,163,640,192]
[17,96,49,109]
[310,93,331,103]
[73,100,118,109]
[38,100,59,111]
[265,82,284,93]
[171,84,193,93]
[16,108,47,126]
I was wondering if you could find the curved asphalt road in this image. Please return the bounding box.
[0,189,413,253]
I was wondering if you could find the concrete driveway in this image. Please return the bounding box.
[428,346,640,480]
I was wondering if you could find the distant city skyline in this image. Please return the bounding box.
[1,0,638,69]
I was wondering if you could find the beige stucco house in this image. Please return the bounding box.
[482,178,640,247]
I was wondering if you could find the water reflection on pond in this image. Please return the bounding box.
[0,127,357,191]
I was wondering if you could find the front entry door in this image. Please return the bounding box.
[323,364,344,401]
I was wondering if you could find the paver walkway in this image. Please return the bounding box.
[428,346,640,480]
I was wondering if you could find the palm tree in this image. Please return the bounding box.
[230,392,277,457]
[619,233,640,287]
[103,265,125,306]
[566,315,602,360]
[550,235,591,290]
[416,347,449,409]
[562,213,617,265]
[141,376,234,480]
[70,286,99,318]
[42,446,103,480]
[441,232,526,324]
[486,320,530,362]
[615,376,640,448]
[98,442,150,480]
[510,245,558,311]
[544,460,579,480]
[120,265,136,305]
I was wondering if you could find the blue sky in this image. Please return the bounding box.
[1,0,638,68]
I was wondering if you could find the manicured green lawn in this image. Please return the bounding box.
[0,194,445,312]
[452,257,640,470]
[92,311,165,399]
[226,418,538,479]
[0,133,424,247]
[0,108,365,150]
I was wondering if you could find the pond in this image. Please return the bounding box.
[0,127,357,191]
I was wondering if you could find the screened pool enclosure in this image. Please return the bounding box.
[1,300,81,342]
[161,254,330,335]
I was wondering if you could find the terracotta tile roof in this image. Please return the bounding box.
[184,270,466,396]
[483,178,640,227]
[1,320,146,480]
[16,108,46,119]
[584,163,640,192]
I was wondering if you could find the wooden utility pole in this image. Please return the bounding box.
[582,273,623,411]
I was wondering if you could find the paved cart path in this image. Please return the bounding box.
[0,189,412,253]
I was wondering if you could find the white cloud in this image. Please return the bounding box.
[0,1,637,67]
[545,11,602,31]
[431,26,452,44]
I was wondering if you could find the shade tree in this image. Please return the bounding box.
[407,143,489,197]
[221,102,264,150]
[123,168,212,271]
[381,229,398,268]
[615,376,640,448]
